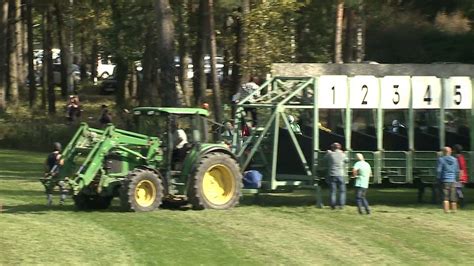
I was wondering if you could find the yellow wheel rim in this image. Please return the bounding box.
[135,180,156,207]
[202,164,235,205]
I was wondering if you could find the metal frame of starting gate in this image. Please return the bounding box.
[233,75,474,192]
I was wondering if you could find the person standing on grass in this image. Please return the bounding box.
[453,144,468,208]
[99,104,112,127]
[324,142,348,209]
[351,153,372,215]
[437,146,459,213]
[44,142,66,206]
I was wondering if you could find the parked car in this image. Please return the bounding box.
[97,56,116,79]
[99,71,117,94]
[52,63,81,85]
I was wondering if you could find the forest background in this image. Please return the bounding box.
[0,0,473,150]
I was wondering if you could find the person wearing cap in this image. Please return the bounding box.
[324,142,348,209]
[437,146,460,213]
[44,142,66,206]
[352,153,372,215]
[288,115,302,135]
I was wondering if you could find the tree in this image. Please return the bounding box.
[207,0,222,122]
[110,0,128,108]
[334,0,344,63]
[42,4,55,113]
[174,0,191,106]
[0,1,8,112]
[26,0,35,107]
[7,0,20,105]
[191,0,208,106]
[139,26,159,106]
[54,1,73,97]
[155,0,178,107]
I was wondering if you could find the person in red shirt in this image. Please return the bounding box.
[453,144,468,208]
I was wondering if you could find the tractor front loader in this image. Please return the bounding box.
[41,107,242,212]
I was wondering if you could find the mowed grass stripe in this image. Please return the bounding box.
[1,149,474,265]
[184,207,402,265]
[286,207,471,264]
[84,212,260,265]
[0,213,137,265]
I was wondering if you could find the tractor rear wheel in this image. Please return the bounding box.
[120,169,163,212]
[188,152,242,210]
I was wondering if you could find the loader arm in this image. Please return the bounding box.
[67,125,160,194]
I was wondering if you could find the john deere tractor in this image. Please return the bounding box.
[41,107,242,211]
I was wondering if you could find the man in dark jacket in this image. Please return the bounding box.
[44,142,66,206]
[437,146,459,213]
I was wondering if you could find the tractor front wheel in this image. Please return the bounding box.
[73,193,113,210]
[189,152,242,210]
[120,169,163,212]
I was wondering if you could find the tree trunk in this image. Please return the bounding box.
[55,2,72,98]
[26,0,35,107]
[90,2,99,82]
[334,0,344,64]
[140,26,158,106]
[192,0,207,106]
[176,0,190,106]
[42,5,55,113]
[0,1,9,112]
[15,0,25,96]
[155,0,178,107]
[7,0,19,105]
[355,0,365,63]
[207,0,222,122]
[110,0,127,107]
[233,0,249,95]
[343,8,354,63]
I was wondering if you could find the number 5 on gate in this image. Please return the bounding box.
[443,77,472,110]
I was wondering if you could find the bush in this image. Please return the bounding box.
[0,121,79,152]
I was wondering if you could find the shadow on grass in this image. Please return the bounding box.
[1,204,75,214]
[239,188,455,208]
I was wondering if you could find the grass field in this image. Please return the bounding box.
[0,149,473,265]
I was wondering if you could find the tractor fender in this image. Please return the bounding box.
[130,165,169,195]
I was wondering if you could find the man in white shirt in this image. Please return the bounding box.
[172,121,189,166]
[236,77,260,126]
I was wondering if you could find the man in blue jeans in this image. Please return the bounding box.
[437,146,459,213]
[325,142,348,209]
[352,153,372,215]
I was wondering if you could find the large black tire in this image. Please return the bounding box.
[188,152,242,210]
[73,192,90,210]
[73,193,113,210]
[120,169,163,212]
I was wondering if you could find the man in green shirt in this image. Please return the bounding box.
[352,153,372,215]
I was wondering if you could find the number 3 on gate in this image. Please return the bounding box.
[443,77,472,109]
[349,76,380,109]
[380,76,411,109]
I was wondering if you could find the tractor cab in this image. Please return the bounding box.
[132,107,210,170]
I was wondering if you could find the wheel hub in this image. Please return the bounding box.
[202,164,235,205]
[135,180,156,207]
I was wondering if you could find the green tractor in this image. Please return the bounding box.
[41,107,242,211]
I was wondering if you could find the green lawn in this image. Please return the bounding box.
[1,149,473,265]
